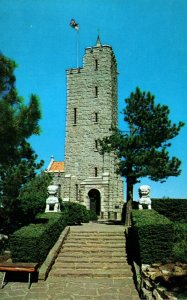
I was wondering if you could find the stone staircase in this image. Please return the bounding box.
[49,226,133,278]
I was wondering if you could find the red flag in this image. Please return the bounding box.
[70,19,79,31]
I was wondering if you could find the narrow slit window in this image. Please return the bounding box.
[95,140,98,151]
[95,59,98,70]
[74,108,77,124]
[95,167,98,177]
[76,184,78,201]
[95,86,98,97]
[95,112,98,123]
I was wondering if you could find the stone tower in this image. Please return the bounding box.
[63,37,124,220]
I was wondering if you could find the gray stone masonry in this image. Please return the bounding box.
[62,38,124,220]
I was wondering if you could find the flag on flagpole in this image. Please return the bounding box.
[70,19,79,31]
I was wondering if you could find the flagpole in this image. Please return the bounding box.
[76,30,79,68]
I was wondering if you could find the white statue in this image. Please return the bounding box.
[138,185,152,210]
[45,185,61,212]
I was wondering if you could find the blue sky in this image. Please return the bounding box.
[0,0,187,200]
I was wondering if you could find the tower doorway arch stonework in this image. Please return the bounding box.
[88,189,101,216]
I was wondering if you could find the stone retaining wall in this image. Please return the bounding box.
[133,262,178,300]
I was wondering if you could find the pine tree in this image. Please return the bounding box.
[100,87,185,207]
[0,54,44,232]
[18,172,52,225]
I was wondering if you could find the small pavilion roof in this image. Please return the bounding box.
[46,156,64,173]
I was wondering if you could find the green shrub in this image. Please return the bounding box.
[18,172,52,226]
[0,235,8,255]
[10,212,67,263]
[131,209,174,264]
[88,210,98,221]
[172,223,187,263]
[152,198,187,223]
[0,206,9,234]
[61,202,90,225]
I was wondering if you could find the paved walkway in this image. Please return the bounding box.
[0,223,140,300]
[0,277,140,300]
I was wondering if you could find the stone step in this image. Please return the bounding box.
[58,251,127,258]
[52,262,130,270]
[65,238,126,243]
[65,240,125,245]
[63,243,125,248]
[49,227,131,279]
[69,231,125,238]
[56,256,128,263]
[50,268,133,278]
[67,236,125,243]
[69,232,125,237]
[68,236,126,243]
[61,247,126,253]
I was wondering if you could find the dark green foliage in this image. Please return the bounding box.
[0,54,43,233]
[61,202,90,225]
[0,235,8,255]
[9,213,67,263]
[9,203,98,263]
[0,206,8,233]
[0,55,16,96]
[100,87,185,202]
[152,198,187,223]
[172,223,187,263]
[88,210,98,221]
[123,199,187,224]
[131,209,174,264]
[128,201,187,264]
[18,172,52,225]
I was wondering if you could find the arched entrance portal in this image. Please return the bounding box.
[88,189,101,216]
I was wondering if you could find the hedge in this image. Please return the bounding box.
[131,209,174,264]
[88,209,98,221]
[172,223,187,263]
[152,199,187,223]
[123,199,187,224]
[9,202,96,263]
[61,202,90,225]
[10,212,67,264]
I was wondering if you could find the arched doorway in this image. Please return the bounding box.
[88,189,101,216]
